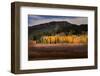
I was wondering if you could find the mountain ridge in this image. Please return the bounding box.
[28,21,87,40]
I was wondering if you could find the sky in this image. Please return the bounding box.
[28,15,88,26]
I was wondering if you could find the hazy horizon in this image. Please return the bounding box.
[28,15,88,26]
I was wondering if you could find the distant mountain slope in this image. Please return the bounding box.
[28,21,87,40]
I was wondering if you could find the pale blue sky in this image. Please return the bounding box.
[28,15,88,26]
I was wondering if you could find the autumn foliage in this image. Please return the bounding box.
[40,35,87,44]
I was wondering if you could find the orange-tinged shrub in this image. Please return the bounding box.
[73,37,81,43]
[67,36,73,43]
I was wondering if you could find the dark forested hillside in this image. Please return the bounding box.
[28,21,87,40]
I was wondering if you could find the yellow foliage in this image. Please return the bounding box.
[41,35,87,44]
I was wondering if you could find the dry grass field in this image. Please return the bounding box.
[28,43,88,60]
